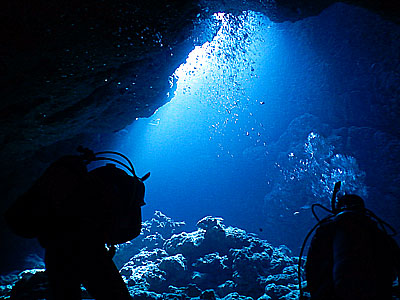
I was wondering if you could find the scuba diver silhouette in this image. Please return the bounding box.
[299,182,400,300]
[5,147,150,299]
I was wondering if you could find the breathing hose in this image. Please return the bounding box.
[298,181,341,299]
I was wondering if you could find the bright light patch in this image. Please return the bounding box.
[174,11,270,87]
[162,11,273,155]
[173,42,210,80]
[114,10,275,161]
[214,12,226,21]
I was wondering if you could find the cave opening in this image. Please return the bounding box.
[107,2,399,251]
[109,11,274,235]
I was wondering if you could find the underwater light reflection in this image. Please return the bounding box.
[170,11,273,145]
[111,6,370,238]
[112,11,273,223]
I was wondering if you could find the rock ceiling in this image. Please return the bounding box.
[1,0,399,166]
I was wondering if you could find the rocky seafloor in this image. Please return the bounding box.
[1,211,305,300]
[3,211,399,300]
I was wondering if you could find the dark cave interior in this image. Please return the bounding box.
[1,0,400,277]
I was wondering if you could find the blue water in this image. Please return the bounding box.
[109,4,400,250]
[110,11,275,232]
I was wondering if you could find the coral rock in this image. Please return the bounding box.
[200,289,217,300]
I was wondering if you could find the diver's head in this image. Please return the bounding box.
[89,164,146,207]
[335,194,365,213]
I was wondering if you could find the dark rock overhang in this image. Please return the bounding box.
[1,0,399,166]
